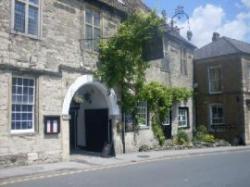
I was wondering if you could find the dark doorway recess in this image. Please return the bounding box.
[85,109,111,153]
[69,102,80,153]
[162,112,172,139]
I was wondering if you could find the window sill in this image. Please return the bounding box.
[10,130,36,136]
[138,125,150,130]
[209,91,222,95]
[10,30,41,41]
[178,126,190,129]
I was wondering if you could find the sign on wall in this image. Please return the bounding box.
[44,116,60,135]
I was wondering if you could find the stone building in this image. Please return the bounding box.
[0,0,195,167]
[194,33,250,145]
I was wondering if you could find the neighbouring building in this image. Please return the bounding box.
[0,0,195,167]
[194,32,250,145]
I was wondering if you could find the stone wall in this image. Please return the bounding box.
[0,0,122,166]
[145,36,194,138]
[194,55,245,143]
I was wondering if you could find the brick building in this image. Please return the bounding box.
[0,0,195,166]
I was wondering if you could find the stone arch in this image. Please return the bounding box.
[62,74,120,117]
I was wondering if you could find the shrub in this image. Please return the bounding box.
[152,122,165,146]
[176,131,189,145]
[202,134,215,143]
[194,125,215,143]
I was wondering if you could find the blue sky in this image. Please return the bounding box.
[143,0,250,47]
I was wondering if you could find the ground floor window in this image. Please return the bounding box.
[11,76,35,133]
[209,104,224,125]
[136,101,148,127]
[178,107,189,128]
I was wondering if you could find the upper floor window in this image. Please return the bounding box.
[180,48,188,76]
[209,104,224,126]
[85,9,100,52]
[12,0,41,37]
[208,66,222,94]
[11,76,35,134]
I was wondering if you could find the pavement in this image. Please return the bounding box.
[0,146,250,186]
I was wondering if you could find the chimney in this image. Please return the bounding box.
[212,32,220,42]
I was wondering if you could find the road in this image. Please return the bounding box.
[5,150,250,187]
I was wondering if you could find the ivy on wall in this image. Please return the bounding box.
[140,82,192,145]
[97,12,163,114]
[97,12,192,145]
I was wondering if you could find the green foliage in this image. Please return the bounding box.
[176,131,190,145]
[194,125,215,143]
[97,12,163,114]
[140,82,192,145]
[152,117,165,146]
[97,11,192,146]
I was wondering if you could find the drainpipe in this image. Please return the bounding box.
[122,113,126,153]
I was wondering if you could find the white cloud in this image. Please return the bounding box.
[242,0,250,8]
[178,4,250,47]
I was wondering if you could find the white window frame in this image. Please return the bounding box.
[208,65,222,94]
[209,104,224,126]
[11,0,42,39]
[178,107,189,128]
[84,7,101,52]
[137,101,148,128]
[11,76,36,134]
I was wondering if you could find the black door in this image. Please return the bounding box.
[85,109,109,152]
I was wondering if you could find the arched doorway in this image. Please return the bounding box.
[62,75,120,155]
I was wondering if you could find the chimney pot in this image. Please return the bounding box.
[212,32,220,42]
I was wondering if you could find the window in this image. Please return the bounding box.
[85,9,101,51]
[178,107,189,128]
[162,111,171,126]
[209,104,224,125]
[12,0,41,37]
[136,101,148,127]
[11,77,35,133]
[208,66,222,93]
[180,48,188,75]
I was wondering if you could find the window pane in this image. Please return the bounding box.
[29,0,39,5]
[28,6,38,35]
[14,1,25,33]
[85,25,93,49]
[94,12,100,27]
[86,10,92,24]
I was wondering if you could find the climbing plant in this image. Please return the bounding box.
[140,82,192,145]
[97,12,163,114]
[97,12,192,145]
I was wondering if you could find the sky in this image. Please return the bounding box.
[143,0,250,47]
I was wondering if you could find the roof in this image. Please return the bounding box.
[194,37,250,60]
[166,30,196,50]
